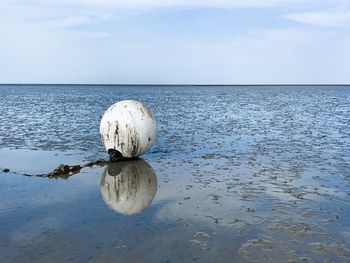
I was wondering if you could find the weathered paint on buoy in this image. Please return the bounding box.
[99,100,156,160]
[100,160,157,215]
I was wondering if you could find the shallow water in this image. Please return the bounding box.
[0,85,349,262]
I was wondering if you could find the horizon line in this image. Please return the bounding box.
[0,83,350,86]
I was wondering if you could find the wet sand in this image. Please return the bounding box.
[0,85,349,262]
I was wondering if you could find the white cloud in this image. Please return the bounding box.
[46,15,93,29]
[80,31,112,39]
[284,10,350,27]
[2,0,306,11]
[74,0,304,9]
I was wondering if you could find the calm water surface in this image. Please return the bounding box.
[0,85,349,262]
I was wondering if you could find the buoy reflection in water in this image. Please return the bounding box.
[100,160,157,215]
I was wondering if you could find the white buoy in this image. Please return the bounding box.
[100,160,157,215]
[99,100,156,161]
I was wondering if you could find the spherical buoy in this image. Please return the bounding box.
[99,100,156,161]
[100,160,157,215]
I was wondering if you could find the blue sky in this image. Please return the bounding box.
[0,0,350,84]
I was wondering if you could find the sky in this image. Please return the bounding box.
[0,0,350,84]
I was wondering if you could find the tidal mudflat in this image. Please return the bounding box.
[0,85,349,262]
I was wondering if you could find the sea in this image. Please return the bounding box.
[0,85,349,262]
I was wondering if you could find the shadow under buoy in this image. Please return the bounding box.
[100,159,157,216]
